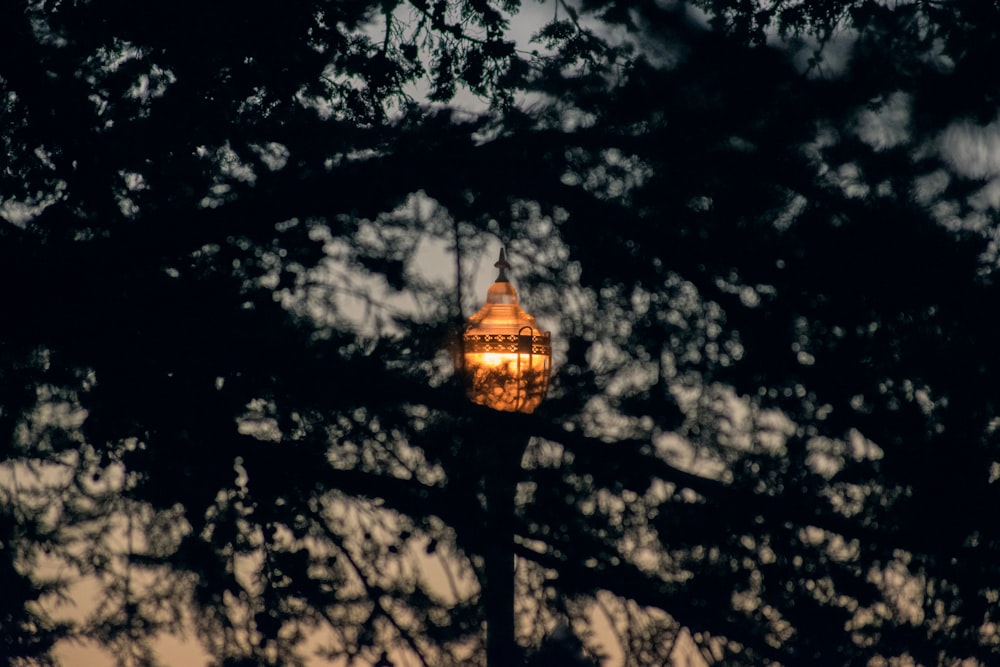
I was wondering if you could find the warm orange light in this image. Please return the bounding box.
[462,249,551,413]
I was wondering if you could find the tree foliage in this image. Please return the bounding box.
[3,0,1000,665]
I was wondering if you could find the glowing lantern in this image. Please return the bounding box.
[463,248,551,413]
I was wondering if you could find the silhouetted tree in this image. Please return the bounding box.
[3,1,1000,666]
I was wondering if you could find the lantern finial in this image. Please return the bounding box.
[494,248,510,283]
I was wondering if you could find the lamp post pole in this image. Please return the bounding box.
[460,247,552,666]
[483,423,522,666]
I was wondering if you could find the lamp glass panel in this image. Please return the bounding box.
[463,280,551,413]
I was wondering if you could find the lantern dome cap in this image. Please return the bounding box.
[465,249,540,333]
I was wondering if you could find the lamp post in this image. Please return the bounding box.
[461,248,551,666]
